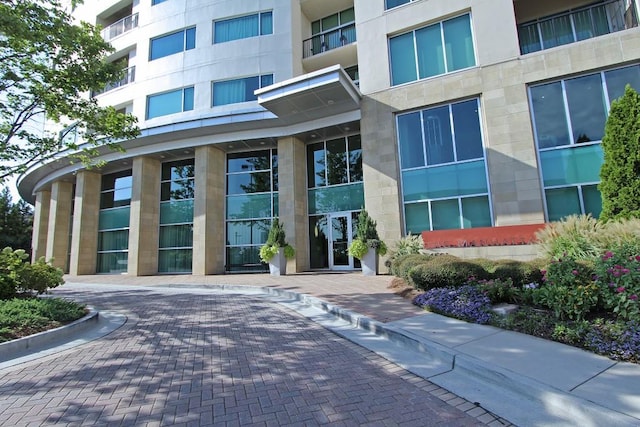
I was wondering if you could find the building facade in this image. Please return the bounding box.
[19,0,640,275]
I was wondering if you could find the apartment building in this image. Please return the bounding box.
[19,0,640,275]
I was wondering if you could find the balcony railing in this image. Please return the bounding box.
[101,13,139,42]
[92,66,135,97]
[303,23,356,58]
[518,0,638,54]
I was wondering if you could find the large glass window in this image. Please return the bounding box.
[529,64,640,221]
[146,87,194,119]
[397,98,491,232]
[97,170,132,274]
[226,150,278,272]
[149,27,196,60]
[214,11,273,43]
[389,14,475,86]
[159,159,194,273]
[212,74,273,106]
[518,0,639,55]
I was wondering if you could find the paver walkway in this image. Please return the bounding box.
[0,285,487,426]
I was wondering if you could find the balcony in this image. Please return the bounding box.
[92,66,135,97]
[101,12,139,42]
[517,0,638,55]
[303,23,356,58]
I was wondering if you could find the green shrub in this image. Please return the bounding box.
[259,218,295,262]
[17,257,64,294]
[385,233,424,269]
[0,298,86,342]
[533,283,599,321]
[0,248,29,299]
[543,256,594,288]
[475,278,519,304]
[408,257,488,291]
[350,209,387,257]
[536,214,602,260]
[393,253,435,280]
[599,85,640,221]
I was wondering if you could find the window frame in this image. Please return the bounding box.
[146,86,195,119]
[388,12,477,86]
[212,11,273,44]
[149,27,196,61]
[211,74,274,106]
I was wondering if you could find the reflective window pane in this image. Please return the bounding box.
[227,151,271,173]
[98,207,131,231]
[546,187,581,222]
[539,145,603,187]
[530,82,571,148]
[308,183,364,215]
[423,106,454,165]
[582,184,602,219]
[416,24,444,79]
[158,249,192,273]
[159,224,194,248]
[605,65,640,103]
[159,200,194,224]
[431,199,460,230]
[461,196,491,228]
[309,216,329,269]
[443,14,475,72]
[227,172,271,194]
[226,220,269,246]
[389,32,417,86]
[348,135,363,182]
[307,143,326,187]
[452,99,483,161]
[397,112,424,169]
[405,203,430,234]
[565,73,607,143]
[326,138,348,185]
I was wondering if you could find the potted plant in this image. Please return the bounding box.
[259,218,295,276]
[348,209,387,276]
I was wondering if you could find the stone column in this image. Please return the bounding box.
[45,181,73,271]
[128,157,160,276]
[360,97,404,272]
[31,189,51,261]
[192,145,225,275]
[277,136,309,272]
[69,170,101,275]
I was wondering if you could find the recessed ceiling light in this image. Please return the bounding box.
[310,134,316,138]
[327,100,334,105]
[228,145,234,148]
[260,141,266,145]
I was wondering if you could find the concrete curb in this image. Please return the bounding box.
[0,307,99,361]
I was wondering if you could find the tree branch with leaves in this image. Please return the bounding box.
[0,0,139,183]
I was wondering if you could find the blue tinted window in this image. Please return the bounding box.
[385,0,411,9]
[147,87,194,119]
[214,12,272,43]
[212,74,273,106]
[152,0,169,4]
[389,14,475,86]
[150,28,195,60]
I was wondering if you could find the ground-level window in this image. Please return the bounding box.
[397,98,491,233]
[307,135,363,270]
[225,149,278,272]
[529,63,640,221]
[97,170,132,274]
[158,159,194,273]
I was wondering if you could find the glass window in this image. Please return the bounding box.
[98,171,131,274]
[398,98,490,231]
[530,65,640,220]
[389,33,417,86]
[385,0,412,9]
[225,149,278,272]
[307,142,326,188]
[326,138,348,185]
[565,74,607,144]
[152,0,169,4]
[147,87,194,119]
[518,24,541,54]
[214,12,273,43]
[416,24,445,79]
[530,82,571,148]
[150,27,195,60]
[443,14,475,72]
[348,135,363,182]
[212,74,273,106]
[389,14,475,86]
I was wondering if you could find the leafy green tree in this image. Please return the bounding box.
[0,0,139,183]
[599,85,640,221]
[0,188,33,253]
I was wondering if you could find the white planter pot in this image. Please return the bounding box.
[269,250,287,276]
[361,248,378,276]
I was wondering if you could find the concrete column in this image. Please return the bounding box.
[69,170,101,275]
[128,157,160,276]
[31,190,51,261]
[277,136,309,272]
[192,145,225,275]
[360,97,404,272]
[45,181,73,271]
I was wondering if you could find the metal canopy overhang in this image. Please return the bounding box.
[256,64,361,124]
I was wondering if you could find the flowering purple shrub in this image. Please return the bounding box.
[542,256,594,287]
[413,285,493,324]
[584,320,640,363]
[594,250,640,322]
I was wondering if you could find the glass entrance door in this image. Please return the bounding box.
[329,212,353,269]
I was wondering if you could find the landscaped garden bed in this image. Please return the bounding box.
[387,216,640,364]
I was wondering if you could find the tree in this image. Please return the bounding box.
[599,85,640,221]
[0,188,33,253]
[0,0,139,183]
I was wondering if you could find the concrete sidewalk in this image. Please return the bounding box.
[56,273,640,426]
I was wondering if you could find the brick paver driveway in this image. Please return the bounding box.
[0,287,485,426]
